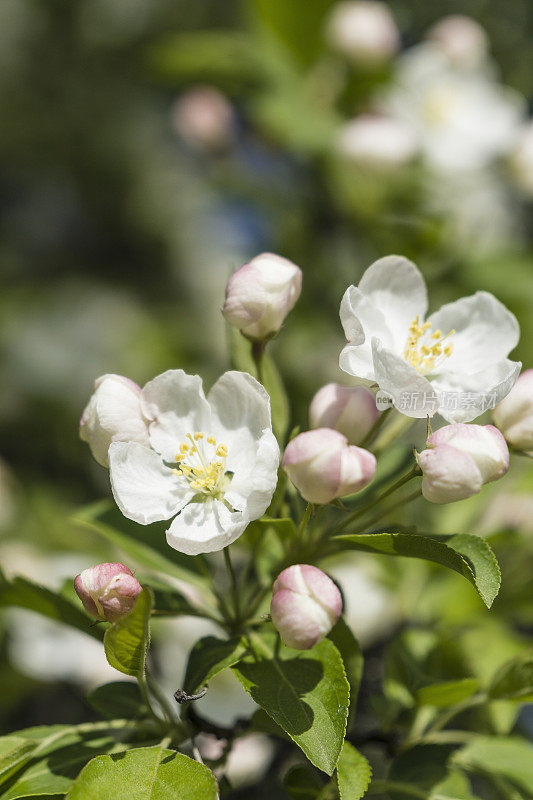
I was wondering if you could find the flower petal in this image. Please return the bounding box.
[208,371,276,471]
[141,370,211,461]
[339,287,392,381]
[166,499,248,555]
[433,358,521,423]
[225,429,280,520]
[371,339,436,417]
[109,442,193,524]
[428,291,519,374]
[358,255,428,348]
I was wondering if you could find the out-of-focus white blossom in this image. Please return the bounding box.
[282,428,376,504]
[427,15,489,69]
[509,122,533,197]
[340,255,521,421]
[80,374,150,467]
[381,44,525,172]
[271,565,342,649]
[493,369,533,453]
[416,423,509,503]
[337,114,419,169]
[326,1,400,65]
[309,383,379,445]
[222,253,302,341]
[171,87,235,152]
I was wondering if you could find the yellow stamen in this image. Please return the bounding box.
[403,317,455,375]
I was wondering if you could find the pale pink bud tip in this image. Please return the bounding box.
[282,428,376,504]
[74,562,142,623]
[271,564,342,650]
[309,383,379,445]
[326,0,400,65]
[222,253,302,341]
[493,369,533,453]
[417,423,509,504]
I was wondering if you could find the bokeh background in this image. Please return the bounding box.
[1,0,533,794]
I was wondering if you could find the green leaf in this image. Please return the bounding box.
[65,746,218,800]
[232,628,349,775]
[147,579,206,618]
[104,587,152,677]
[336,741,372,800]
[0,730,124,800]
[387,744,457,799]
[327,619,363,729]
[488,652,533,701]
[416,679,480,708]
[0,738,38,789]
[284,765,325,799]
[87,683,147,721]
[453,736,533,794]
[71,503,211,593]
[147,31,262,92]
[252,0,335,66]
[429,770,480,800]
[332,532,501,608]
[0,570,102,641]
[183,636,249,694]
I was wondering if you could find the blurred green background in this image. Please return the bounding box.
[0,0,532,794]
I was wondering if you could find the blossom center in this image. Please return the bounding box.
[173,432,229,496]
[403,316,454,374]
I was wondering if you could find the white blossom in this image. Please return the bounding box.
[109,369,279,555]
[380,44,525,172]
[339,255,520,421]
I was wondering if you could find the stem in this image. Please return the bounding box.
[224,546,240,623]
[146,673,177,727]
[372,411,415,454]
[138,672,163,726]
[424,693,487,736]
[362,488,422,530]
[251,339,266,384]
[298,503,313,540]
[359,407,390,448]
[332,466,420,534]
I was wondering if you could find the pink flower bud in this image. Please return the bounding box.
[222,253,302,341]
[79,374,150,467]
[74,562,142,622]
[416,423,509,504]
[337,115,419,170]
[170,86,235,152]
[493,369,533,453]
[271,565,342,649]
[326,1,400,65]
[427,15,488,68]
[309,383,379,445]
[282,428,376,504]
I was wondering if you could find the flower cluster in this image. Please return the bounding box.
[77,249,531,652]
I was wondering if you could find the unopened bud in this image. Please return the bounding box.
[416,423,509,504]
[170,86,235,153]
[427,15,488,68]
[271,564,342,649]
[282,428,376,504]
[337,115,418,169]
[79,374,150,467]
[326,1,400,65]
[310,383,379,444]
[74,562,142,623]
[493,369,533,453]
[222,253,302,341]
